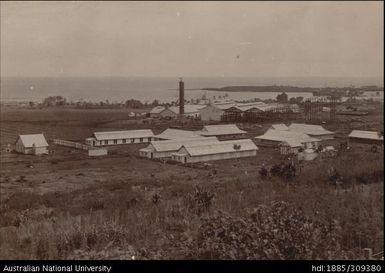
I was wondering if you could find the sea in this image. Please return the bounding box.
[1,76,383,104]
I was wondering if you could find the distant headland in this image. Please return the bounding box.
[202,85,384,93]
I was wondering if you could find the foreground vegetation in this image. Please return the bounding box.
[0,146,383,260]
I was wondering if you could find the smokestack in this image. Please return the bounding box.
[179,78,184,115]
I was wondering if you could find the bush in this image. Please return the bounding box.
[191,201,346,259]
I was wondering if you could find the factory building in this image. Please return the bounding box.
[199,103,235,121]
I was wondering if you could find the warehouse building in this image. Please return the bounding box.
[348,130,384,145]
[255,129,320,150]
[287,123,335,140]
[85,129,154,146]
[139,137,218,159]
[172,139,258,164]
[197,124,247,139]
[199,102,235,121]
[153,128,201,140]
[159,105,206,119]
[15,134,49,155]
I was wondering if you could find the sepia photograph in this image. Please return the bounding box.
[0,0,383,269]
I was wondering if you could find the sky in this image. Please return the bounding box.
[1,1,383,78]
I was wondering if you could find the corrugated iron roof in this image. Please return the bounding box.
[348,130,384,140]
[288,123,334,136]
[271,124,289,130]
[18,134,48,148]
[255,129,320,143]
[280,139,303,148]
[93,129,154,140]
[177,139,258,156]
[155,129,201,140]
[149,137,219,152]
[199,124,247,136]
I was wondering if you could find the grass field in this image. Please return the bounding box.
[0,106,383,259]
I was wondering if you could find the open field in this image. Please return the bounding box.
[0,106,383,259]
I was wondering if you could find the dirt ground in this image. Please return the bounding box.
[0,105,383,199]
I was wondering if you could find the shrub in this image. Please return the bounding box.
[191,201,346,259]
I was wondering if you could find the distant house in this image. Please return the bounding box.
[287,123,335,140]
[15,134,49,155]
[172,139,258,164]
[139,137,218,159]
[149,106,165,118]
[348,130,384,145]
[85,129,154,146]
[197,124,247,139]
[153,128,201,140]
[255,129,320,150]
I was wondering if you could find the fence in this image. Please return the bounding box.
[53,139,96,150]
[53,139,108,157]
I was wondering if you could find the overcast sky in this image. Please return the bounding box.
[1,1,383,78]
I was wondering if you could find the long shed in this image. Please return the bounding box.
[198,124,247,139]
[171,139,258,163]
[255,129,320,150]
[153,128,201,140]
[139,137,218,159]
[86,129,154,146]
[288,123,335,140]
[348,130,384,145]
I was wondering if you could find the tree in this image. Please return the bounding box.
[29,101,35,108]
[259,167,268,178]
[42,96,66,107]
[276,92,288,103]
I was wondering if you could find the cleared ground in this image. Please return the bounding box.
[0,105,383,259]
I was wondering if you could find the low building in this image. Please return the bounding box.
[279,139,303,155]
[171,139,258,164]
[348,130,384,145]
[198,124,247,139]
[15,134,49,155]
[255,129,320,150]
[149,106,166,118]
[139,137,218,159]
[153,128,201,140]
[85,129,154,146]
[288,123,335,140]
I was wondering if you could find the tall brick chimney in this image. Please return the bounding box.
[179,78,184,115]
